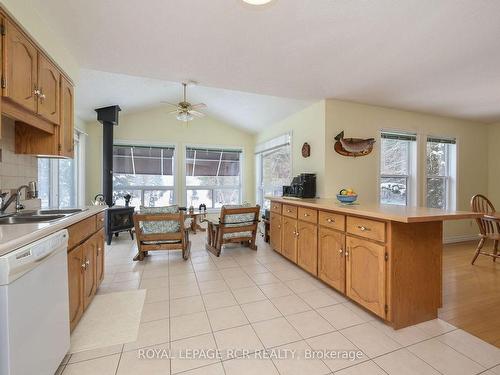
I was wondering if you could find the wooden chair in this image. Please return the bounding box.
[470,194,500,264]
[206,205,260,257]
[133,210,191,261]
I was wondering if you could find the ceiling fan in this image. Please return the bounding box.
[162,82,207,122]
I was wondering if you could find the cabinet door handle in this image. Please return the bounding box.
[287,209,292,213]
[357,225,371,231]
[39,89,46,100]
[81,262,87,270]
[327,218,335,223]
[345,247,350,258]
[304,213,309,217]
[33,86,40,96]
[338,249,344,255]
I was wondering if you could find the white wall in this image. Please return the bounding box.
[85,107,256,206]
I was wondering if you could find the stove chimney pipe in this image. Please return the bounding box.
[95,105,121,207]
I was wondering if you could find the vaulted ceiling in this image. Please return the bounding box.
[29,0,500,126]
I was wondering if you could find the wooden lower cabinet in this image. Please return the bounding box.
[281,217,297,262]
[297,221,318,275]
[67,244,84,332]
[66,213,106,332]
[346,236,386,318]
[270,213,282,253]
[82,237,97,310]
[318,227,345,293]
[95,229,105,284]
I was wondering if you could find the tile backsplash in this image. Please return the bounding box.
[0,117,38,192]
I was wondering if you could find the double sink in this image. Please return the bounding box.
[0,208,87,224]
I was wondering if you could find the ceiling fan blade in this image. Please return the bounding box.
[190,110,206,118]
[161,101,179,107]
[191,103,207,109]
[167,109,180,114]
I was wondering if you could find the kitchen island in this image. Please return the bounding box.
[267,197,481,329]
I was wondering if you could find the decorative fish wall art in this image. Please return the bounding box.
[334,131,375,157]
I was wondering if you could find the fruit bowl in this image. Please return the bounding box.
[336,194,358,204]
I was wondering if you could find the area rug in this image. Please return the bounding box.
[69,289,146,353]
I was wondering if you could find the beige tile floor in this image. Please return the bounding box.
[58,231,500,375]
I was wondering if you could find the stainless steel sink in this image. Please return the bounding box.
[0,215,66,224]
[38,208,86,215]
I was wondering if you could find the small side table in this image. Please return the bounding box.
[186,210,207,234]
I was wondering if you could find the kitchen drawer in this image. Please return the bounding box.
[346,216,386,242]
[96,211,105,230]
[270,202,282,214]
[298,206,317,224]
[318,211,345,231]
[67,215,97,249]
[282,204,298,219]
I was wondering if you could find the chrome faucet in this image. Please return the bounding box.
[0,181,38,214]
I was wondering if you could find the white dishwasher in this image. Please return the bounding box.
[0,230,70,375]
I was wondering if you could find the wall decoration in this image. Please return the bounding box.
[301,142,311,158]
[334,131,375,157]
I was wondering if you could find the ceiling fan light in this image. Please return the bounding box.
[176,112,194,122]
[242,0,273,5]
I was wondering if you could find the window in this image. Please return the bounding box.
[113,145,175,207]
[185,147,242,209]
[38,131,81,208]
[426,137,456,210]
[255,133,292,209]
[379,131,417,206]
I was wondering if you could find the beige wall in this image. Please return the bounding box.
[255,101,327,197]
[1,0,79,81]
[324,100,489,241]
[85,107,256,206]
[488,123,500,206]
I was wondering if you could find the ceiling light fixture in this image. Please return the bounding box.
[242,0,273,5]
[176,112,194,122]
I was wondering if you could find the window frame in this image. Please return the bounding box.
[255,133,293,209]
[425,136,457,210]
[184,144,243,210]
[378,130,418,206]
[112,141,177,207]
[38,130,82,208]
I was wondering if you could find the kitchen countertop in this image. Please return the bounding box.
[0,206,107,257]
[267,197,482,223]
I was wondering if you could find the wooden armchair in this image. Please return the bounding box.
[133,206,191,261]
[206,205,260,257]
[471,194,500,264]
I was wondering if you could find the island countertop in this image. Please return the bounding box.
[266,196,481,223]
[0,206,107,257]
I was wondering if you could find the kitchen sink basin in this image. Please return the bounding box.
[0,215,66,224]
[37,208,87,215]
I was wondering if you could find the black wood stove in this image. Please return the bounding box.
[105,206,135,245]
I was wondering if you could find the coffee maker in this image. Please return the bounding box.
[282,173,316,198]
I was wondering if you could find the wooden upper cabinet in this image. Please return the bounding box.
[270,212,282,254]
[59,75,74,157]
[4,19,38,112]
[297,220,318,275]
[346,236,386,318]
[68,245,84,332]
[282,218,298,263]
[318,227,345,293]
[37,54,60,124]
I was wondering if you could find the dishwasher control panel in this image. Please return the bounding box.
[0,230,68,285]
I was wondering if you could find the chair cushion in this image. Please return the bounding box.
[221,204,256,239]
[138,205,180,234]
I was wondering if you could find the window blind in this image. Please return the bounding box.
[255,133,291,154]
[427,137,456,144]
[185,147,242,177]
[113,145,175,175]
[381,132,417,141]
